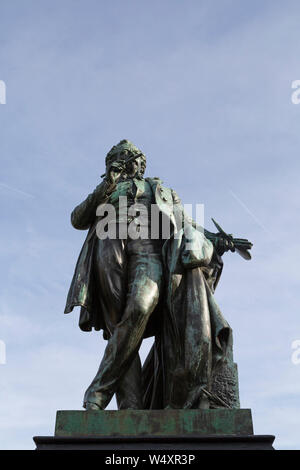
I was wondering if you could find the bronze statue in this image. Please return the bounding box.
[64,140,252,411]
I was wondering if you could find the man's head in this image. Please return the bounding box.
[105,139,146,178]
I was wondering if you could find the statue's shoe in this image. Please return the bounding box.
[84,401,102,411]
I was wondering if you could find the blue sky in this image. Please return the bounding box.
[0,0,300,449]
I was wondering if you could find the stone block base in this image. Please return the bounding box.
[33,409,275,450]
[34,434,275,450]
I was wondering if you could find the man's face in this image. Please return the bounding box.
[109,149,146,179]
[127,156,145,178]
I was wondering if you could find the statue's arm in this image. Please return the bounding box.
[171,189,224,289]
[171,189,228,256]
[71,180,114,230]
[171,189,211,237]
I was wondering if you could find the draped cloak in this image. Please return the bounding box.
[142,226,237,409]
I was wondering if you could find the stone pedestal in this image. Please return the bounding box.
[33,409,275,450]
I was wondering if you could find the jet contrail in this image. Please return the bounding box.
[0,182,34,199]
[229,189,270,235]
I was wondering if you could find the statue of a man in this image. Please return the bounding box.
[65,140,248,410]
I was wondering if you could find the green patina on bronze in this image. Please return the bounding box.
[64,139,253,411]
[55,409,253,437]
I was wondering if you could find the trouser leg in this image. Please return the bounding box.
[116,354,142,409]
[84,239,163,409]
[89,238,142,408]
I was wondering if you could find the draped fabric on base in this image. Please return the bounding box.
[142,227,232,409]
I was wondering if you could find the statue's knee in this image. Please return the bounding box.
[134,302,151,319]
